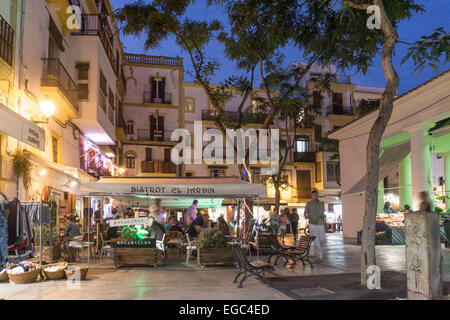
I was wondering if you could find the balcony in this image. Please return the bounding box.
[116,66,127,96]
[72,14,118,75]
[201,110,267,124]
[0,14,14,67]
[125,53,183,67]
[326,105,355,116]
[135,129,176,143]
[41,58,79,117]
[141,161,177,174]
[294,151,316,163]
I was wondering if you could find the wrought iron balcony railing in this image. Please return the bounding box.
[0,14,14,66]
[141,161,177,174]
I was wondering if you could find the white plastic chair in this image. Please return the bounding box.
[99,233,112,261]
[182,233,197,263]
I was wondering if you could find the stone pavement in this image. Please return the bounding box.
[0,233,448,300]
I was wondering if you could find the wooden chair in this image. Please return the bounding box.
[99,233,112,261]
[232,245,274,288]
[167,231,183,254]
[267,234,316,267]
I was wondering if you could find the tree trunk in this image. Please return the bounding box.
[360,0,399,286]
[275,187,281,214]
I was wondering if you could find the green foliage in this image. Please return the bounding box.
[12,150,32,190]
[196,228,227,249]
[318,137,339,160]
[122,226,141,240]
[357,99,380,117]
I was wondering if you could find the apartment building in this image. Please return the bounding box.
[0,0,124,209]
[120,56,383,218]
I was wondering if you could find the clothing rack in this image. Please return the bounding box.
[21,200,55,266]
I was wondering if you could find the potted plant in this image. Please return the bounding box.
[196,228,235,266]
[34,225,61,262]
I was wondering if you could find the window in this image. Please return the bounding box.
[313,91,322,108]
[76,63,89,80]
[151,77,164,102]
[314,125,322,142]
[78,84,89,100]
[332,92,343,111]
[99,70,107,112]
[125,152,136,169]
[126,120,134,135]
[185,98,195,112]
[52,136,59,163]
[185,172,193,177]
[326,161,340,182]
[296,136,310,153]
[76,62,89,100]
[315,162,322,183]
[210,169,225,178]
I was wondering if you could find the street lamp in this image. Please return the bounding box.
[40,100,55,118]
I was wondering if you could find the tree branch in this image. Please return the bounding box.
[343,0,370,10]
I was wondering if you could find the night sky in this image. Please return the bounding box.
[110,0,450,94]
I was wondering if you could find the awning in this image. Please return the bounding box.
[80,177,267,198]
[343,141,410,196]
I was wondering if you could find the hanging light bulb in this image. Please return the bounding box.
[39,169,47,176]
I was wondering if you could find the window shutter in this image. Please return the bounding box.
[161,78,165,103]
[314,125,322,142]
[146,148,152,161]
[151,77,156,101]
[164,148,171,162]
[158,116,164,139]
[149,115,154,140]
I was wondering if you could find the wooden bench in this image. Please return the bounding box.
[268,234,315,267]
[232,245,274,288]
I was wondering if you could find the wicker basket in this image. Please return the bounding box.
[65,265,89,280]
[0,269,8,282]
[6,265,41,284]
[42,262,68,280]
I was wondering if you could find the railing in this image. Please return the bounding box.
[135,129,175,142]
[0,15,14,66]
[41,58,79,112]
[326,105,354,116]
[293,151,315,163]
[141,161,177,174]
[143,91,172,104]
[72,14,118,75]
[201,109,267,124]
[125,53,183,67]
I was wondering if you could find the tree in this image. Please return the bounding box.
[340,0,448,285]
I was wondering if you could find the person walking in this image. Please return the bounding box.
[270,209,280,238]
[304,190,326,261]
[290,208,300,244]
[279,212,288,245]
[184,200,198,226]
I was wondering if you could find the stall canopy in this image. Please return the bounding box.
[343,141,411,196]
[80,177,267,200]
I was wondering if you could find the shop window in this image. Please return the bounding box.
[127,120,134,135]
[126,152,136,169]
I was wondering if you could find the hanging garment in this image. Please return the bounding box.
[5,198,20,246]
[0,203,8,271]
[8,206,34,263]
[26,203,51,225]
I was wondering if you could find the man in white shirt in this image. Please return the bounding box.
[184,200,198,226]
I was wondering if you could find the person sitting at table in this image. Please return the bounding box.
[165,216,183,233]
[187,214,204,239]
[202,213,211,228]
[106,215,120,240]
[64,216,82,262]
[217,216,230,236]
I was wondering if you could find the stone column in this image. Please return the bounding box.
[408,127,432,210]
[377,180,384,213]
[405,212,442,300]
[399,153,412,209]
[444,153,450,211]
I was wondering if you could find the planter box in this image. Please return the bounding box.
[35,246,61,263]
[197,247,236,266]
[113,247,160,268]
